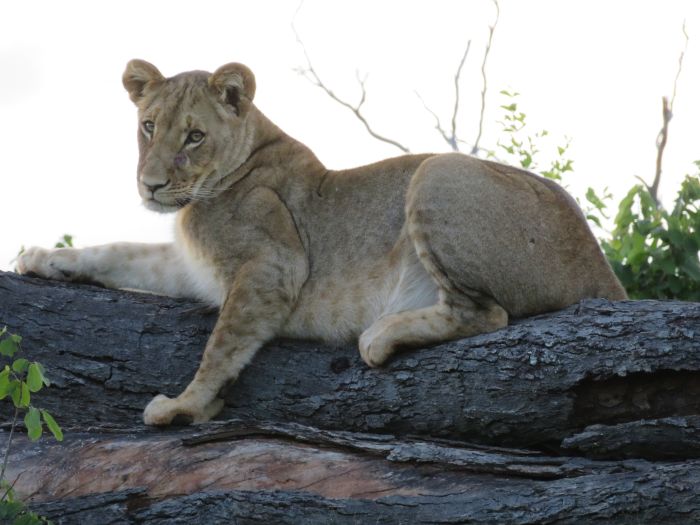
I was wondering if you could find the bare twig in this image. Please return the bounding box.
[292,5,410,153]
[471,0,501,155]
[669,21,689,111]
[649,20,689,206]
[416,40,472,152]
[650,96,673,205]
[292,0,500,156]
[0,406,19,495]
[414,40,471,152]
[415,90,456,149]
[450,41,472,150]
[1,473,21,502]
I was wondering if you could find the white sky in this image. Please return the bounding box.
[1,0,698,270]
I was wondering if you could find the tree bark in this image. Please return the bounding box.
[1,270,699,523]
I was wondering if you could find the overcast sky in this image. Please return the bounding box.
[1,0,697,270]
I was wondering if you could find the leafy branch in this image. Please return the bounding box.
[0,326,62,524]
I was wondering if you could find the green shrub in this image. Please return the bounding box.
[602,168,700,300]
[492,92,699,300]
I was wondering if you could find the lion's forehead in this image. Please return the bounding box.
[141,75,223,130]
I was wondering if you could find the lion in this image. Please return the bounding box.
[16,60,627,426]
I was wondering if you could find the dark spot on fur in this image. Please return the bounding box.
[417,214,433,225]
[441,244,457,258]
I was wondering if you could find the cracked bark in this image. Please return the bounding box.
[1,270,699,523]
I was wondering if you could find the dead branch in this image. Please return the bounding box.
[471,0,501,155]
[416,41,472,152]
[292,10,411,154]
[450,41,472,149]
[293,1,501,157]
[649,20,689,206]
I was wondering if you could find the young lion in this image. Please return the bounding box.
[17,60,627,426]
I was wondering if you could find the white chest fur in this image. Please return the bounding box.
[174,226,225,307]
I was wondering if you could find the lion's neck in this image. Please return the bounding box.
[221,106,327,193]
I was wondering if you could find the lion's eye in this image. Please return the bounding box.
[186,130,205,145]
[142,120,155,135]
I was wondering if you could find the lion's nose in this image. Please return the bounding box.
[144,180,170,194]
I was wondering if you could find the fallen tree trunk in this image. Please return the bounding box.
[1,270,699,522]
[2,271,699,449]
[9,420,700,524]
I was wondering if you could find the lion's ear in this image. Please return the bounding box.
[208,63,256,117]
[123,59,165,104]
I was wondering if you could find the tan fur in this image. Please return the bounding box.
[16,60,627,426]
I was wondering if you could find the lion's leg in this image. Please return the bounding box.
[359,155,521,368]
[143,187,307,426]
[143,259,296,425]
[16,242,195,298]
[359,296,507,367]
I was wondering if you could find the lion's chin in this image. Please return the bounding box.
[143,199,182,214]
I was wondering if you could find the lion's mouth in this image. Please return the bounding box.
[175,197,192,208]
[143,197,181,214]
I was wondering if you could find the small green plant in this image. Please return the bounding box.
[0,488,50,524]
[490,91,699,300]
[0,327,62,525]
[602,167,700,300]
[53,235,73,249]
[492,90,574,182]
[490,90,611,228]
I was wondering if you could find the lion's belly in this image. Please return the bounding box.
[281,249,438,343]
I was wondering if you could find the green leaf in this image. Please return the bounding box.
[681,257,700,281]
[585,187,609,213]
[12,358,29,374]
[10,334,22,344]
[586,213,602,228]
[0,368,9,399]
[26,363,43,392]
[658,257,677,276]
[9,380,21,407]
[42,410,63,441]
[24,407,42,441]
[0,500,24,520]
[37,363,50,387]
[55,234,74,249]
[0,338,19,358]
[19,381,30,408]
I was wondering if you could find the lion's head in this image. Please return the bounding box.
[123,60,256,212]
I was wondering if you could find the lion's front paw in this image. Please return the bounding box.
[143,394,225,426]
[16,247,80,281]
